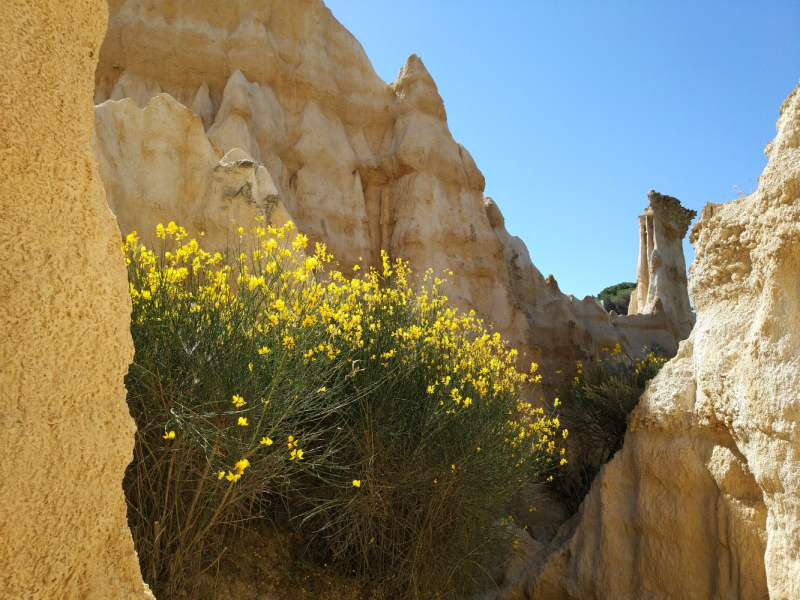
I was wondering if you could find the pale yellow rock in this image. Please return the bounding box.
[501,81,800,600]
[93,93,289,252]
[0,1,152,598]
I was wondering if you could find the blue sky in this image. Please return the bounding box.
[323,0,799,298]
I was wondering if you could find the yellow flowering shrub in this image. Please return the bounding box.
[123,220,561,599]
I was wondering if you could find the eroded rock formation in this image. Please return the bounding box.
[92,0,686,386]
[629,190,697,340]
[0,0,151,597]
[500,81,800,600]
[93,93,291,252]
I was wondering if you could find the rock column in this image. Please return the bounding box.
[628,190,696,340]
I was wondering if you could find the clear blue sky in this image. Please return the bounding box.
[324,0,799,298]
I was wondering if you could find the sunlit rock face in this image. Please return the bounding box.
[498,80,800,600]
[0,0,152,597]
[93,0,683,385]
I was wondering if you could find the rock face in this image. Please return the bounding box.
[93,93,290,252]
[0,1,152,598]
[501,81,800,600]
[93,0,686,384]
[629,190,697,341]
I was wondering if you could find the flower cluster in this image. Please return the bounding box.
[122,219,563,597]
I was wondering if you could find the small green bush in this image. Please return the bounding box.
[123,220,562,599]
[546,346,666,515]
[597,282,636,315]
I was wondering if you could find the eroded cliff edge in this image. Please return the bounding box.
[500,81,800,600]
[0,1,152,598]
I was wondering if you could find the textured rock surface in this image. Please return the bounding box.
[93,0,683,384]
[0,1,152,598]
[500,81,800,600]
[629,190,697,341]
[93,93,290,252]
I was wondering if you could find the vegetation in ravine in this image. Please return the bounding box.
[122,219,565,599]
[597,282,637,315]
[544,345,667,515]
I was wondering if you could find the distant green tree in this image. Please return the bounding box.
[597,282,636,315]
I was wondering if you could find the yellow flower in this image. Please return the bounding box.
[248,363,253,372]
[258,346,270,355]
[352,480,361,488]
[162,431,175,440]
[290,448,304,460]
[318,387,327,392]
[476,447,481,452]
[292,233,309,251]
[238,417,249,426]
[218,471,225,479]
[232,395,246,408]
[260,437,273,446]
[287,435,298,448]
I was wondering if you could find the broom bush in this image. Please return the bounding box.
[123,219,562,599]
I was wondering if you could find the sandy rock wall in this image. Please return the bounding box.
[501,81,800,600]
[0,1,152,598]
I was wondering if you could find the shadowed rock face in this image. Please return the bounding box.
[629,190,697,340]
[496,80,800,600]
[93,0,686,388]
[0,0,152,597]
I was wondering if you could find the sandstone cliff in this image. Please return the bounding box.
[0,1,151,598]
[92,0,689,385]
[500,81,800,600]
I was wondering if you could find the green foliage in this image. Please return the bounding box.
[597,282,637,315]
[546,347,666,515]
[122,221,562,599]
[597,282,636,302]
